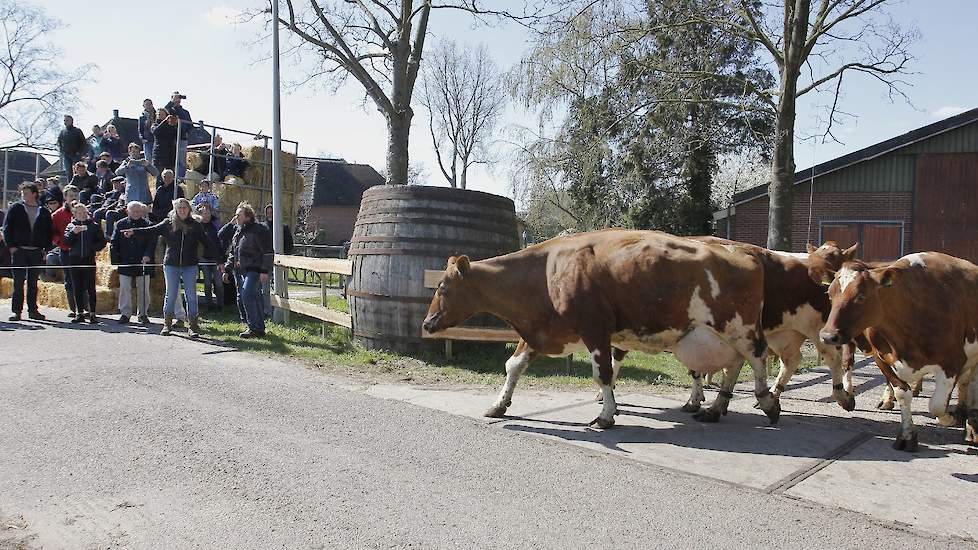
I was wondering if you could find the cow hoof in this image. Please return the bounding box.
[589,416,615,429]
[966,414,978,446]
[483,405,508,418]
[693,409,721,423]
[877,400,895,411]
[680,402,701,413]
[839,393,856,412]
[893,432,919,452]
[953,405,968,428]
[764,401,781,424]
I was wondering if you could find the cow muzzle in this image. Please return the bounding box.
[819,329,846,347]
[422,313,442,334]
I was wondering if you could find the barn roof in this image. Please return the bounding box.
[730,106,978,206]
[302,160,385,207]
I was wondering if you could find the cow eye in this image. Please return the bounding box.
[853,294,866,304]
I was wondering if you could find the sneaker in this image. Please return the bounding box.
[8,313,21,321]
[69,314,85,324]
[27,311,46,321]
[239,329,257,338]
[173,319,185,328]
[118,315,130,325]
[88,313,98,324]
[137,315,151,325]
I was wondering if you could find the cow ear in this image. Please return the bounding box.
[843,243,859,262]
[446,256,457,270]
[456,255,470,277]
[806,243,817,254]
[875,268,897,287]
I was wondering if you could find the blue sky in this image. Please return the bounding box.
[15,1,978,202]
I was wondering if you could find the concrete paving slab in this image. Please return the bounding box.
[495,392,862,490]
[359,383,598,421]
[786,436,978,540]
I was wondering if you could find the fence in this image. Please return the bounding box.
[270,254,352,337]
[287,244,348,287]
[1,146,57,209]
[269,256,521,358]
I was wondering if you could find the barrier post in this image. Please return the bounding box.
[2,149,8,210]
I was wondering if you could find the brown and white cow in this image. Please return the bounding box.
[819,252,978,450]
[422,229,781,428]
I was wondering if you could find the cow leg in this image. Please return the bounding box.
[818,344,855,412]
[955,370,972,427]
[585,338,616,429]
[892,384,918,451]
[681,371,706,413]
[485,342,538,418]
[595,348,626,403]
[966,372,978,444]
[703,371,715,387]
[877,383,896,410]
[748,355,780,424]
[912,377,924,397]
[843,344,856,396]
[930,369,958,427]
[770,333,805,400]
[693,363,741,423]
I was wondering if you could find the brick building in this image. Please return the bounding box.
[298,158,384,244]
[715,107,978,262]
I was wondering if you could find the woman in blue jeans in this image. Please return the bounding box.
[122,197,219,338]
[224,202,273,338]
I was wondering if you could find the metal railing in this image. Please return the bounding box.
[1,146,58,209]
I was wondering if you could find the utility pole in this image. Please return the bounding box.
[271,0,288,324]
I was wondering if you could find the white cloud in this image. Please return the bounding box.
[931,105,967,119]
[204,5,242,28]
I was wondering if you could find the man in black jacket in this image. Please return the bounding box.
[57,116,87,182]
[261,204,294,318]
[164,92,192,178]
[1,183,54,320]
[151,169,184,223]
[152,109,179,172]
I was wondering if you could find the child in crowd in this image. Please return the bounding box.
[191,179,219,214]
[64,202,107,324]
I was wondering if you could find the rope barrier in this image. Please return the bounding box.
[3,261,224,270]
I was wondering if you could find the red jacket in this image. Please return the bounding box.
[51,206,74,251]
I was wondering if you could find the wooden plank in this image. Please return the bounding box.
[424,270,444,288]
[270,295,352,328]
[275,254,352,276]
[422,326,520,342]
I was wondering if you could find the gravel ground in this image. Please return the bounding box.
[0,307,966,549]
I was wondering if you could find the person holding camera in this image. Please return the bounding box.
[117,142,158,204]
[51,186,80,317]
[165,92,192,179]
[64,202,107,324]
[152,108,179,172]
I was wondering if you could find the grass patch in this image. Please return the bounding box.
[294,294,349,313]
[199,308,820,393]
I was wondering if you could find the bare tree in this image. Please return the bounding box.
[720,0,916,250]
[421,40,506,189]
[0,0,92,147]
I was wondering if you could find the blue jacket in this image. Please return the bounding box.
[116,158,159,204]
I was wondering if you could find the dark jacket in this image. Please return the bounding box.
[152,121,178,167]
[138,111,155,143]
[263,217,295,255]
[200,218,226,263]
[63,218,107,263]
[164,102,193,139]
[151,181,184,223]
[2,201,54,249]
[100,135,124,161]
[228,220,273,274]
[226,154,247,178]
[130,216,218,267]
[57,126,87,156]
[43,186,64,205]
[111,217,156,276]
[69,172,99,195]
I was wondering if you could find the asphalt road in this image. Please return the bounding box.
[0,309,965,549]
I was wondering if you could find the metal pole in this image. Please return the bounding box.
[2,150,9,210]
[271,0,288,325]
[175,118,182,181]
[34,152,41,180]
[207,123,216,183]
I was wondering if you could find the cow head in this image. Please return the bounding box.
[423,255,480,334]
[819,261,897,346]
[806,241,859,286]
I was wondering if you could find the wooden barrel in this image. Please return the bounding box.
[348,185,520,352]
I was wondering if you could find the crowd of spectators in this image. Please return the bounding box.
[0,91,295,338]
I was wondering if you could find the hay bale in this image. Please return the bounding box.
[187,151,207,174]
